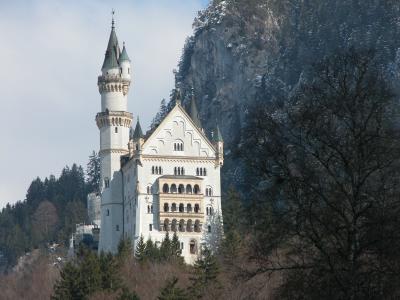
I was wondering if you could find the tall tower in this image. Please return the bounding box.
[96,16,133,253]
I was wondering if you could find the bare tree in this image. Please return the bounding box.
[242,50,400,299]
[32,200,58,242]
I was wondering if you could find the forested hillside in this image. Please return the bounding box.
[0,152,99,270]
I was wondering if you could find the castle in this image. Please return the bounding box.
[95,18,224,264]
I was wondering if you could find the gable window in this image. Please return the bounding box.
[173,141,184,151]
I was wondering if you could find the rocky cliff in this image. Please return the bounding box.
[174,0,400,189]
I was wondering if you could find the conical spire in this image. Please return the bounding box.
[101,13,120,71]
[133,117,144,139]
[119,42,130,62]
[190,89,202,128]
[213,124,223,142]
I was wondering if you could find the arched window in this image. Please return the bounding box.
[159,166,163,174]
[147,186,151,194]
[164,203,169,212]
[147,205,151,213]
[187,204,192,213]
[171,184,177,193]
[194,204,200,213]
[171,203,177,212]
[151,205,153,213]
[179,203,184,212]
[194,220,200,232]
[164,219,170,231]
[179,219,185,232]
[206,207,209,215]
[194,185,200,194]
[178,184,185,194]
[206,187,213,196]
[104,178,110,188]
[182,168,185,175]
[152,166,155,174]
[115,127,118,133]
[163,183,169,193]
[173,141,184,152]
[196,168,199,176]
[106,209,110,216]
[171,219,177,232]
[155,166,159,174]
[186,184,192,194]
[187,219,193,232]
[208,225,211,233]
[203,168,207,176]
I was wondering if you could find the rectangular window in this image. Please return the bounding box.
[116,225,120,231]
[115,127,118,133]
[181,242,184,249]
[149,224,153,231]
[104,178,110,188]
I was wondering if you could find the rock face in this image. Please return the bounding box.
[174,0,400,190]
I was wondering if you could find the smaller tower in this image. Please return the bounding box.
[132,118,144,153]
[213,125,224,166]
[119,42,131,81]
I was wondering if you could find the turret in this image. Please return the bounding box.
[119,42,131,80]
[131,118,144,153]
[213,124,224,166]
[189,89,202,130]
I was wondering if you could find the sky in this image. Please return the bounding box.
[0,0,210,208]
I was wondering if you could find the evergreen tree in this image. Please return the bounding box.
[52,261,85,300]
[171,232,183,262]
[160,232,171,260]
[78,250,102,296]
[117,237,133,263]
[188,248,220,298]
[135,235,146,262]
[118,287,140,300]
[86,151,100,194]
[158,277,188,300]
[99,252,120,291]
[144,238,159,261]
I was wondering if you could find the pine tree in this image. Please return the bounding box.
[99,252,120,292]
[135,235,146,262]
[160,232,171,260]
[188,248,220,298]
[171,232,183,262]
[117,287,140,300]
[79,250,102,296]
[52,261,85,300]
[144,238,159,261]
[86,151,100,194]
[158,277,188,300]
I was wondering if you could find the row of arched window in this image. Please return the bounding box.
[205,187,213,196]
[162,183,200,194]
[174,142,184,151]
[174,167,185,176]
[152,166,163,175]
[163,203,200,213]
[163,219,201,232]
[196,168,207,176]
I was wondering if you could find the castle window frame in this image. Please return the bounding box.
[104,178,110,188]
[173,140,184,152]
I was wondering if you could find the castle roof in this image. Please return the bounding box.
[133,118,144,139]
[119,43,130,62]
[101,19,120,71]
[213,124,223,142]
[189,91,202,129]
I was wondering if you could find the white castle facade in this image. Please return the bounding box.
[96,19,224,264]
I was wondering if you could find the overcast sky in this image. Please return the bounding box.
[0,0,209,208]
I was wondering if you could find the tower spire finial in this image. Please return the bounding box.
[111,9,115,29]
